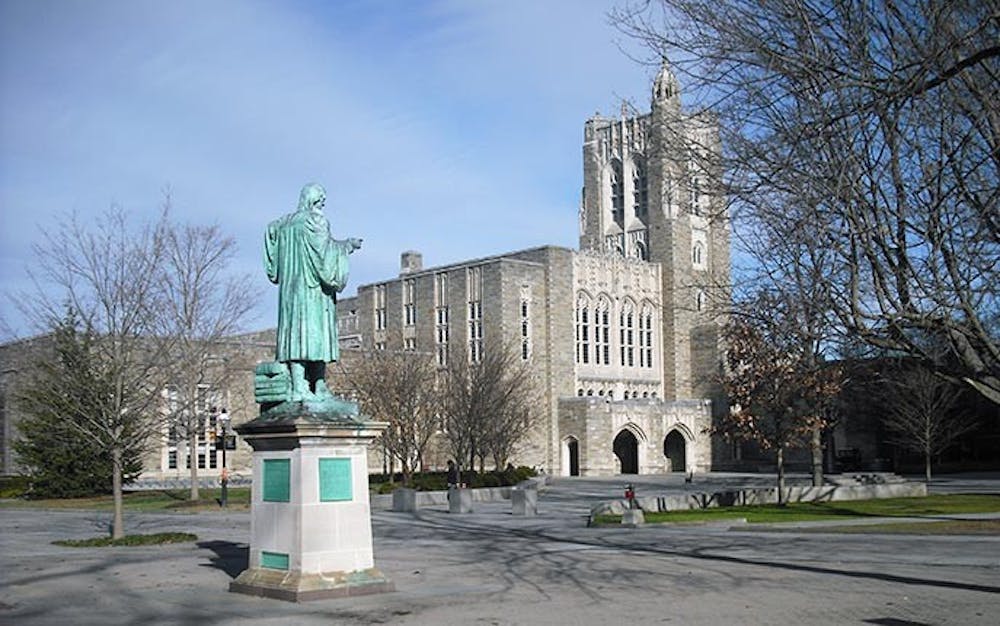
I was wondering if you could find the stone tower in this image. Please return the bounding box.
[579,59,730,402]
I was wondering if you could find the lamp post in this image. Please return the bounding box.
[218,408,230,508]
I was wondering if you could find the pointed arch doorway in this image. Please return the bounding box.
[613,429,639,474]
[562,437,580,476]
[663,429,687,473]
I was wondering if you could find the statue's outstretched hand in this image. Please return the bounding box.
[348,237,363,252]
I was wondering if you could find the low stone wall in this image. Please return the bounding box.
[592,480,928,517]
[128,474,252,491]
[371,476,550,511]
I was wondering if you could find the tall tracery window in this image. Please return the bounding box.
[467,267,483,363]
[611,160,624,225]
[620,303,635,367]
[689,174,701,215]
[575,294,591,364]
[632,159,648,218]
[520,286,532,361]
[374,284,386,330]
[595,298,611,365]
[434,273,449,366]
[640,306,654,368]
[403,279,416,326]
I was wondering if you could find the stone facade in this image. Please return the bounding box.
[337,61,733,476]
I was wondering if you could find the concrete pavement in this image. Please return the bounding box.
[2,472,999,625]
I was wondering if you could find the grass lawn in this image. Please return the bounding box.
[0,487,251,512]
[785,519,1000,535]
[53,532,199,547]
[592,494,1000,526]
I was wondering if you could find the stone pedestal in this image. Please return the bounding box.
[448,486,473,513]
[230,406,393,602]
[511,487,537,516]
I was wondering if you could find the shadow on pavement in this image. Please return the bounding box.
[197,540,248,579]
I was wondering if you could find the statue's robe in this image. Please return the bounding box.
[264,208,351,363]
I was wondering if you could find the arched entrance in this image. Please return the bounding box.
[613,430,639,474]
[562,436,580,476]
[664,429,686,473]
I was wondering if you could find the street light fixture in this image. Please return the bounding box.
[218,408,230,507]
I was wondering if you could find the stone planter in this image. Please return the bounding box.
[511,487,537,516]
[448,486,473,514]
[622,509,645,527]
[392,487,418,512]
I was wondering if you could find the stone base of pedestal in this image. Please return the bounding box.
[230,566,394,602]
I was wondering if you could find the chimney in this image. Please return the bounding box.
[400,250,423,275]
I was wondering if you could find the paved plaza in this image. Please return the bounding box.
[2,473,999,625]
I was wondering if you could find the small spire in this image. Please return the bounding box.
[652,56,680,109]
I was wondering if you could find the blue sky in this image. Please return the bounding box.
[0,0,663,338]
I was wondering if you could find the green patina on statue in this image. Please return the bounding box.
[254,183,362,418]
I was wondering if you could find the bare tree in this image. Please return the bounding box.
[883,363,975,481]
[161,215,256,501]
[613,0,1000,404]
[719,296,843,503]
[342,347,441,487]
[475,347,537,471]
[21,207,174,538]
[441,345,537,479]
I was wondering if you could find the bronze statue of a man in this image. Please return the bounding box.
[264,183,361,402]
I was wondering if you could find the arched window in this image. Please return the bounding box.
[635,241,648,261]
[692,242,704,266]
[696,290,706,312]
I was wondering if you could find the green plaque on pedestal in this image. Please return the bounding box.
[319,458,352,502]
[263,459,291,502]
[260,551,289,570]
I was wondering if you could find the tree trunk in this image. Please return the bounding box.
[402,459,412,488]
[111,446,125,540]
[925,444,933,483]
[810,426,823,487]
[189,425,200,501]
[776,445,786,506]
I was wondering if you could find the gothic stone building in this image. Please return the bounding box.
[338,62,732,476]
